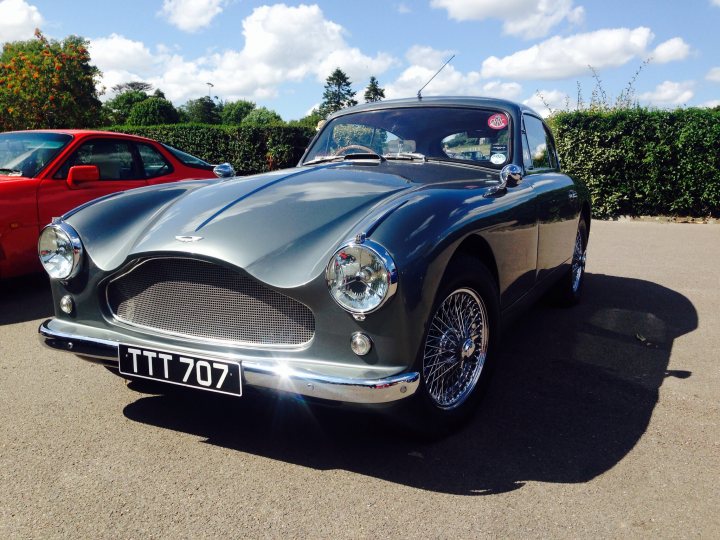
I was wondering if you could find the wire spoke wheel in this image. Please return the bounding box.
[571,226,587,293]
[422,287,489,410]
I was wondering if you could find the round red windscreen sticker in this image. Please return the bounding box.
[488,113,508,130]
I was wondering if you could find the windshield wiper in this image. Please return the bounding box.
[303,151,385,166]
[0,168,22,176]
[383,152,426,162]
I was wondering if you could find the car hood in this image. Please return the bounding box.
[69,164,421,288]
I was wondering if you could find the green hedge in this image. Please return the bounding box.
[106,123,315,176]
[550,108,720,218]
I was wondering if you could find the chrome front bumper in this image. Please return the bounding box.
[38,319,419,404]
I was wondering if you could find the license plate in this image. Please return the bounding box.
[118,344,242,396]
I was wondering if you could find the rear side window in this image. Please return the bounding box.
[522,115,558,170]
[162,144,212,169]
[137,143,172,178]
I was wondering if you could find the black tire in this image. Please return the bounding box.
[551,219,588,307]
[403,256,500,437]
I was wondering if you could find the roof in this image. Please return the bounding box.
[2,129,158,142]
[328,96,540,120]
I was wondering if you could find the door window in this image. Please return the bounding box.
[137,143,172,178]
[522,115,557,170]
[54,139,140,180]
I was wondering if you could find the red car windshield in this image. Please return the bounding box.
[0,132,72,178]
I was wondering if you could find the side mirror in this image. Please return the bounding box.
[213,163,235,178]
[485,164,523,198]
[499,163,523,188]
[67,165,100,187]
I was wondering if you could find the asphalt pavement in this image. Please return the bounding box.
[1,220,718,538]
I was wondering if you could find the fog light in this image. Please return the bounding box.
[350,332,372,356]
[60,295,74,314]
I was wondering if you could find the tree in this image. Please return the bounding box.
[0,30,102,130]
[112,81,152,94]
[318,68,357,117]
[127,97,179,125]
[102,90,148,125]
[179,96,221,124]
[220,99,256,124]
[241,107,283,126]
[287,109,325,130]
[363,76,385,103]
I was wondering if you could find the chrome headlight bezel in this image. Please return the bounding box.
[325,239,398,315]
[37,221,83,280]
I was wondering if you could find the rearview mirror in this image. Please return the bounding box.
[67,165,100,187]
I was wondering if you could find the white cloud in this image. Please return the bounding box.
[396,3,411,14]
[431,0,584,39]
[384,46,521,100]
[712,0,720,6]
[706,67,720,82]
[651,37,690,63]
[482,27,656,80]
[159,0,226,33]
[701,99,720,108]
[481,80,523,100]
[89,34,164,97]
[385,46,481,98]
[523,90,572,117]
[92,4,395,106]
[638,81,694,106]
[0,0,43,42]
[90,34,157,75]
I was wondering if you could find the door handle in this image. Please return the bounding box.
[568,190,578,201]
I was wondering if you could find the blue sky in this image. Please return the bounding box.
[1,0,719,119]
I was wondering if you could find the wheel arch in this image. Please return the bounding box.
[447,233,500,292]
[581,202,591,235]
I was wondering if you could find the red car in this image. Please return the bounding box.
[0,130,223,278]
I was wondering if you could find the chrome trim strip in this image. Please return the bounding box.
[38,319,419,404]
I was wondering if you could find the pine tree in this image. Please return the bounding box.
[363,76,385,103]
[318,68,357,117]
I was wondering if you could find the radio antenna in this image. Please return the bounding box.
[417,54,455,100]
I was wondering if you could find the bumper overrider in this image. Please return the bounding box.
[38,319,420,404]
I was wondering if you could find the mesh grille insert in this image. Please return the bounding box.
[107,258,315,347]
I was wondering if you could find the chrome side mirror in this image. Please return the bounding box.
[213,163,235,178]
[499,164,523,189]
[485,164,523,198]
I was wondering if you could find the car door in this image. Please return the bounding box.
[521,114,580,283]
[37,137,149,226]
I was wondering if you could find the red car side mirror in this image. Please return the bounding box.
[67,165,100,187]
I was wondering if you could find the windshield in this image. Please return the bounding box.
[0,132,72,177]
[303,107,512,168]
[162,144,212,169]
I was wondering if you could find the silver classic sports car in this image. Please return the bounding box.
[38,97,590,432]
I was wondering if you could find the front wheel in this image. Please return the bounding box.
[405,257,500,435]
[551,219,588,306]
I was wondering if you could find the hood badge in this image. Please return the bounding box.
[175,235,204,243]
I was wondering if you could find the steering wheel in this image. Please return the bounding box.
[333,144,376,156]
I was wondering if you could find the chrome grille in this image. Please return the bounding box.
[106,258,315,347]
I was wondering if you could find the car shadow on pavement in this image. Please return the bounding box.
[123,272,698,495]
[0,273,53,325]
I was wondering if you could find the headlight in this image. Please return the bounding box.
[326,239,397,315]
[38,222,83,279]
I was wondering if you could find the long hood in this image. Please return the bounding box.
[68,165,416,288]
